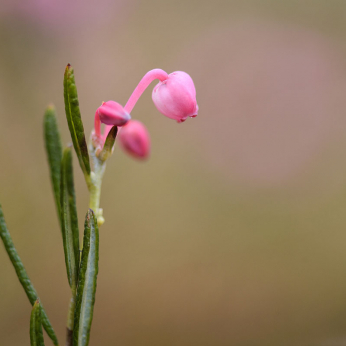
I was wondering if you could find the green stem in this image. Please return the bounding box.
[88,141,106,226]
[64,139,106,345]
[65,137,106,345]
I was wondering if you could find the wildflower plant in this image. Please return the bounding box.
[0,64,198,346]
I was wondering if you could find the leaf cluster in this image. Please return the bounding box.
[0,64,103,346]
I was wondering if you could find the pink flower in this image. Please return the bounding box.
[94,68,198,160]
[152,71,198,123]
[118,120,150,160]
[94,101,130,139]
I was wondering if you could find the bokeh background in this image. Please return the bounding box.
[2,1,346,345]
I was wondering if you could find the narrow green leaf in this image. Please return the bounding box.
[0,204,59,345]
[98,126,118,162]
[73,210,99,346]
[64,64,91,177]
[44,104,63,222]
[61,147,80,288]
[30,300,45,346]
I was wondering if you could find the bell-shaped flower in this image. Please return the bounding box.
[152,71,198,123]
[118,120,150,160]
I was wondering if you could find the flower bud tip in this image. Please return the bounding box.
[118,120,150,160]
[97,100,131,127]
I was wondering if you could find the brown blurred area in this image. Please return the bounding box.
[2,0,346,345]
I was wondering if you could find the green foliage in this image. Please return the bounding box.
[73,210,99,346]
[60,147,80,288]
[0,205,59,346]
[64,64,91,178]
[30,300,45,346]
[44,105,63,222]
[2,64,107,346]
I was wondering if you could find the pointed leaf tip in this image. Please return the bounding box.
[30,300,45,346]
[97,126,118,162]
[63,65,91,178]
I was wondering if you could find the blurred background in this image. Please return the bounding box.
[2,0,346,345]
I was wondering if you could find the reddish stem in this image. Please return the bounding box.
[104,69,168,138]
[94,110,101,138]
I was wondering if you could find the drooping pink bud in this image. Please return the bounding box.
[152,71,198,123]
[94,101,131,139]
[118,120,150,160]
[98,101,130,125]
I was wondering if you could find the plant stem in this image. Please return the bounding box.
[65,139,106,346]
[88,140,106,226]
[124,68,168,113]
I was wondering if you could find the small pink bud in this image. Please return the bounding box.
[98,101,131,126]
[94,100,131,139]
[152,71,198,123]
[118,120,150,160]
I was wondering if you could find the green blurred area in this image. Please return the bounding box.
[2,1,346,345]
